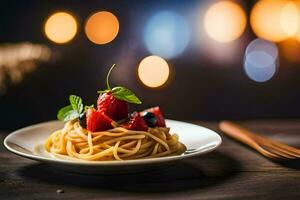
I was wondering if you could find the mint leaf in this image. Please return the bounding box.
[57,105,73,121]
[63,110,80,121]
[57,95,89,121]
[57,105,80,121]
[97,64,142,105]
[69,95,83,114]
[112,86,142,104]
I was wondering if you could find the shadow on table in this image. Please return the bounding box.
[17,151,240,193]
[275,159,300,170]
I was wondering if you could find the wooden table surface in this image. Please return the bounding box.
[1,120,300,200]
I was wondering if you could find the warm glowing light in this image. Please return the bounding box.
[44,12,77,44]
[280,1,299,36]
[294,0,300,42]
[279,39,300,63]
[138,56,169,88]
[203,1,247,43]
[85,11,119,45]
[250,0,289,42]
[144,11,190,59]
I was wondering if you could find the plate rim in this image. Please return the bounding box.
[3,119,222,166]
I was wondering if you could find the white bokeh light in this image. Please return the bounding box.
[244,39,278,82]
[244,51,277,82]
[245,39,278,59]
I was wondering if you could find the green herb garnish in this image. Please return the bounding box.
[97,64,142,104]
[57,95,90,121]
[57,64,141,122]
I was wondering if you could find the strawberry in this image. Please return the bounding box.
[122,112,148,131]
[97,92,129,121]
[86,108,112,132]
[141,106,166,127]
[96,64,141,120]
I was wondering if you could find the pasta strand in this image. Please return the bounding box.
[44,121,186,161]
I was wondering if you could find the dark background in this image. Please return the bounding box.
[0,0,300,130]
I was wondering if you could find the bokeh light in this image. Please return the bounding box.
[203,1,247,43]
[44,12,77,44]
[250,0,289,42]
[279,39,300,63]
[144,11,190,59]
[294,0,300,42]
[244,39,278,82]
[280,1,299,37]
[245,38,278,59]
[85,11,119,45]
[138,55,170,88]
[244,52,277,82]
[0,43,51,95]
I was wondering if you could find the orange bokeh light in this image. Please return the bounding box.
[279,39,300,63]
[251,0,292,42]
[280,1,299,37]
[293,0,300,42]
[85,11,119,45]
[138,55,170,88]
[44,12,77,44]
[203,1,247,43]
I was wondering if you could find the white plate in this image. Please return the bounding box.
[4,119,222,174]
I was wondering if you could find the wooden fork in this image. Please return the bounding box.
[219,121,300,160]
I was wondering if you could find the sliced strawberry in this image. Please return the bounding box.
[97,92,128,121]
[122,112,148,131]
[141,106,166,127]
[86,108,112,132]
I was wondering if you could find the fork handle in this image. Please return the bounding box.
[219,121,260,148]
[219,121,285,159]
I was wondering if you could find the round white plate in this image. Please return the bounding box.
[3,119,222,174]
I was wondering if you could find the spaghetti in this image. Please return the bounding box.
[44,120,186,161]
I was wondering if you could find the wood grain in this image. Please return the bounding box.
[0,120,300,200]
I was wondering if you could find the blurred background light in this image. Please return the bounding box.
[244,39,278,82]
[44,12,77,44]
[138,55,169,88]
[250,0,289,42]
[85,11,119,45]
[280,1,299,37]
[3,0,300,128]
[279,39,300,63]
[294,0,300,42]
[144,11,190,59]
[203,1,247,43]
[0,43,51,94]
[244,51,276,82]
[245,38,278,59]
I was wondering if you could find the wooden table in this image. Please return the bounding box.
[1,120,299,200]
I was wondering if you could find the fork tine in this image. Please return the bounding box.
[252,134,300,156]
[255,145,283,160]
[269,141,300,156]
[271,143,300,157]
[260,142,299,159]
[219,121,300,160]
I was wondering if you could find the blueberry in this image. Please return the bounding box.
[79,112,87,128]
[142,112,157,127]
